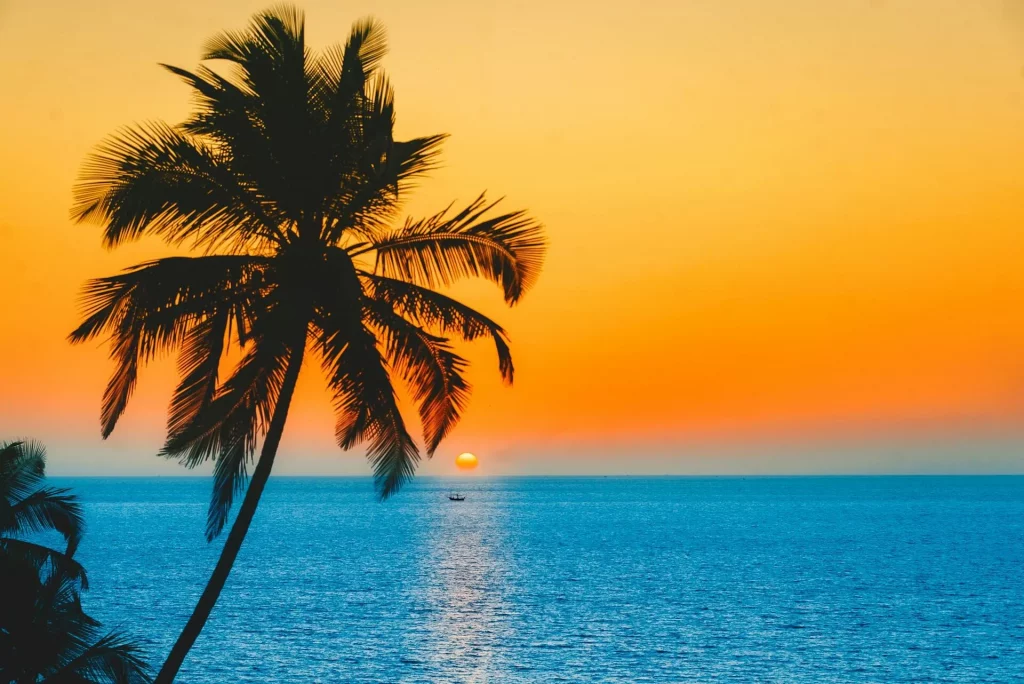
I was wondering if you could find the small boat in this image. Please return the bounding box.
[447,492,465,501]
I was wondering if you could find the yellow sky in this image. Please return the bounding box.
[2,0,1024,474]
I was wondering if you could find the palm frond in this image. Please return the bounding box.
[311,17,386,126]
[68,256,267,437]
[360,272,514,383]
[204,427,252,542]
[0,441,84,555]
[360,194,546,303]
[0,550,100,679]
[4,488,85,556]
[161,322,289,465]
[365,300,470,456]
[203,5,305,62]
[323,133,448,244]
[44,631,152,684]
[165,313,230,445]
[186,5,318,225]
[363,71,395,136]
[200,3,307,119]
[0,538,88,589]
[197,329,293,541]
[0,439,47,504]
[313,39,447,245]
[160,314,295,539]
[71,122,283,250]
[315,307,418,500]
[315,17,387,99]
[159,62,295,223]
[306,20,400,240]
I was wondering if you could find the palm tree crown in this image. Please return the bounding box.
[68,8,545,680]
[69,7,546,539]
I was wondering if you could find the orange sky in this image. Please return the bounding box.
[2,0,1024,475]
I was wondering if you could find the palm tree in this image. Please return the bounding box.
[68,6,546,682]
[0,441,151,683]
[0,554,152,684]
[1,440,86,585]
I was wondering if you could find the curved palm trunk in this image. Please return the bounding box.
[155,339,306,683]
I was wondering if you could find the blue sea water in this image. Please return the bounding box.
[53,476,1024,683]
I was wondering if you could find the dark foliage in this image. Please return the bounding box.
[0,441,151,683]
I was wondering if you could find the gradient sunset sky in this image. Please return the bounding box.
[3,0,1024,475]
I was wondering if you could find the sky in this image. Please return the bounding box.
[2,0,1024,476]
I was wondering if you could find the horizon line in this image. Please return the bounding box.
[45,472,1024,479]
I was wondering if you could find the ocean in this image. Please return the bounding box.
[54,476,1024,683]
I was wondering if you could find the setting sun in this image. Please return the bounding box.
[455,453,479,471]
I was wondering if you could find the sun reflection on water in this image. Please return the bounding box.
[416,484,514,682]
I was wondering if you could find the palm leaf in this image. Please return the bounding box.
[161,337,286,540]
[69,256,267,437]
[0,538,88,589]
[314,17,388,101]
[0,440,85,558]
[0,551,99,679]
[323,133,448,244]
[190,6,315,224]
[0,440,47,504]
[365,300,470,456]
[315,308,419,500]
[72,122,283,250]
[360,272,514,383]
[160,62,294,226]
[361,194,546,303]
[309,16,387,134]
[160,311,295,539]
[313,39,447,244]
[4,488,85,556]
[43,632,151,684]
[165,312,230,445]
[204,425,253,542]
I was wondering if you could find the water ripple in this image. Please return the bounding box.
[58,475,1024,683]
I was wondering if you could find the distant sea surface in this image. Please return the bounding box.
[54,476,1024,683]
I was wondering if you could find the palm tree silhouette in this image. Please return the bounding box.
[0,440,151,683]
[1,440,86,584]
[68,6,546,681]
